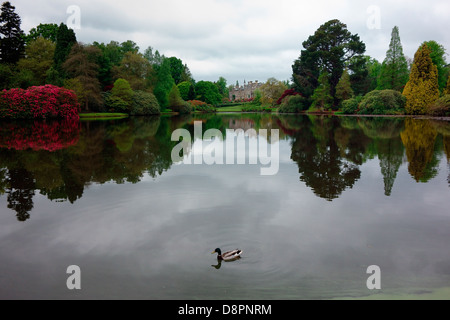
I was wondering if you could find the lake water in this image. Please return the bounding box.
[0,114,449,300]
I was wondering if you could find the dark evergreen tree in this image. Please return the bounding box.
[50,23,76,85]
[0,1,25,64]
[292,19,366,107]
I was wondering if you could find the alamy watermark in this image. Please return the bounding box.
[367,5,381,30]
[171,121,280,176]
[366,265,381,290]
[67,5,81,30]
[66,265,81,290]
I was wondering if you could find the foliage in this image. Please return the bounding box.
[53,23,77,73]
[335,69,354,102]
[215,77,229,98]
[195,81,222,105]
[276,89,301,105]
[366,57,382,92]
[358,90,406,115]
[260,77,288,106]
[0,1,25,64]
[341,96,363,114]
[347,55,371,96]
[104,93,129,113]
[429,95,450,117]
[113,51,155,91]
[378,26,409,91]
[278,95,308,113]
[292,19,366,101]
[0,63,14,89]
[64,78,86,109]
[25,23,59,44]
[188,100,216,113]
[17,37,55,86]
[0,85,80,120]
[168,84,184,107]
[178,81,195,100]
[423,40,448,93]
[131,90,160,116]
[311,72,333,111]
[103,78,135,113]
[167,57,184,85]
[63,43,102,110]
[445,75,450,95]
[153,58,175,110]
[403,44,440,115]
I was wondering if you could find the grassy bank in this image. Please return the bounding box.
[79,113,129,120]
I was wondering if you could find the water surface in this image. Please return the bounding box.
[0,114,449,300]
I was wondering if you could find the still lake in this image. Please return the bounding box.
[0,113,449,300]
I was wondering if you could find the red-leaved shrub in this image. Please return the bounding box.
[0,85,80,120]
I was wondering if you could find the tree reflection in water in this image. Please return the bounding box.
[1,114,450,221]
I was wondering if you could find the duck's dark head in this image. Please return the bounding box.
[211,248,222,255]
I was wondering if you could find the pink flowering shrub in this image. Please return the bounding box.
[0,85,80,120]
[0,119,80,152]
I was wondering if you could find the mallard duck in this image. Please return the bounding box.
[211,248,243,261]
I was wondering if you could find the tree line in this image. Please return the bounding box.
[1,2,449,116]
[0,1,230,114]
[290,19,450,115]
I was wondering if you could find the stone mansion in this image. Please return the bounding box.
[229,80,264,101]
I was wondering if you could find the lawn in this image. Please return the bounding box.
[216,105,244,112]
[79,113,129,120]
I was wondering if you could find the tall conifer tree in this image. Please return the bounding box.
[378,26,409,91]
[0,1,25,64]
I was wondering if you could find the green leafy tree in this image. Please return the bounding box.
[177,81,194,100]
[366,57,382,92]
[378,26,409,91]
[120,40,139,55]
[64,78,86,107]
[113,51,155,91]
[167,57,184,85]
[112,78,133,107]
[153,58,175,110]
[347,56,371,96]
[168,84,184,107]
[17,37,55,85]
[0,63,14,89]
[63,43,102,110]
[0,1,25,64]
[195,81,222,105]
[25,23,59,44]
[311,72,333,111]
[423,40,448,93]
[215,77,229,98]
[335,68,354,102]
[144,46,165,67]
[260,77,288,106]
[292,19,366,105]
[93,41,125,89]
[180,63,194,84]
[403,44,440,115]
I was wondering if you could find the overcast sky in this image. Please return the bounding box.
[11,0,450,85]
